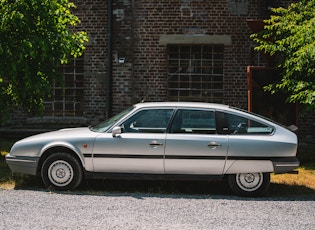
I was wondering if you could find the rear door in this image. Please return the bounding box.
[165,109,228,175]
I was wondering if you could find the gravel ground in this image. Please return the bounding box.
[0,188,314,230]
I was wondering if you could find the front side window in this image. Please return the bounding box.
[90,106,134,133]
[122,109,174,133]
[170,109,216,134]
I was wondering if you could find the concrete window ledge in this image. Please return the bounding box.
[159,35,232,45]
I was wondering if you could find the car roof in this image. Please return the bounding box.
[131,102,283,128]
[133,102,230,110]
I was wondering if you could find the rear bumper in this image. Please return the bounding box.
[5,154,39,176]
[272,157,300,174]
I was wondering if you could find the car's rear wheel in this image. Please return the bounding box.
[41,152,83,191]
[227,172,270,197]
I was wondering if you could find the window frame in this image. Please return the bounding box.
[169,108,216,135]
[167,44,224,103]
[216,111,275,135]
[120,108,175,134]
[44,57,84,117]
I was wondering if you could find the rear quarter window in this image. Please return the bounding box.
[221,112,274,135]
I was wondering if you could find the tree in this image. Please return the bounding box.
[0,0,88,120]
[251,0,315,111]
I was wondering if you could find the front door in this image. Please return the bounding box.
[92,108,174,174]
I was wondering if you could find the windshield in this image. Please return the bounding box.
[90,106,134,132]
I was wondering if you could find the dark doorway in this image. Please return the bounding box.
[247,66,297,126]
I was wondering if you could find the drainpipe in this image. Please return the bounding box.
[106,0,113,119]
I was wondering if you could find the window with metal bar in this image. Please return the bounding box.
[44,57,84,117]
[167,45,224,103]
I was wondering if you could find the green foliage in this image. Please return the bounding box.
[251,0,315,110]
[0,0,88,118]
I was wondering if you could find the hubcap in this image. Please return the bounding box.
[48,160,73,187]
[236,173,263,192]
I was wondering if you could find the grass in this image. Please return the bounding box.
[1,138,315,197]
[0,138,17,189]
[271,163,315,190]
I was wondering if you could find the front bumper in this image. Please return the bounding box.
[272,157,300,174]
[5,154,39,176]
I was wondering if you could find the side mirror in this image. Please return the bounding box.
[112,126,122,137]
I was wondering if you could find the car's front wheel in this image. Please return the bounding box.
[41,152,83,191]
[227,172,270,197]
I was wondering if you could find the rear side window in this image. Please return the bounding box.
[219,112,274,135]
[170,109,216,134]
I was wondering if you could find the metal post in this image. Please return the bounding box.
[106,0,113,119]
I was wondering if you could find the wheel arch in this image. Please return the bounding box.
[37,146,85,176]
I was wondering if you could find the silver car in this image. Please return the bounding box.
[6,102,299,196]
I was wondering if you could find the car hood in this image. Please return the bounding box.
[18,127,99,142]
[13,127,100,148]
[9,127,101,157]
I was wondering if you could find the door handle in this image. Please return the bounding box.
[208,142,221,148]
[150,141,163,148]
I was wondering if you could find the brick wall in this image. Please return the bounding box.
[4,0,314,142]
[74,0,108,124]
[112,0,259,113]
[108,0,313,142]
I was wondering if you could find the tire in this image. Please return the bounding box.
[41,152,83,191]
[227,172,270,197]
